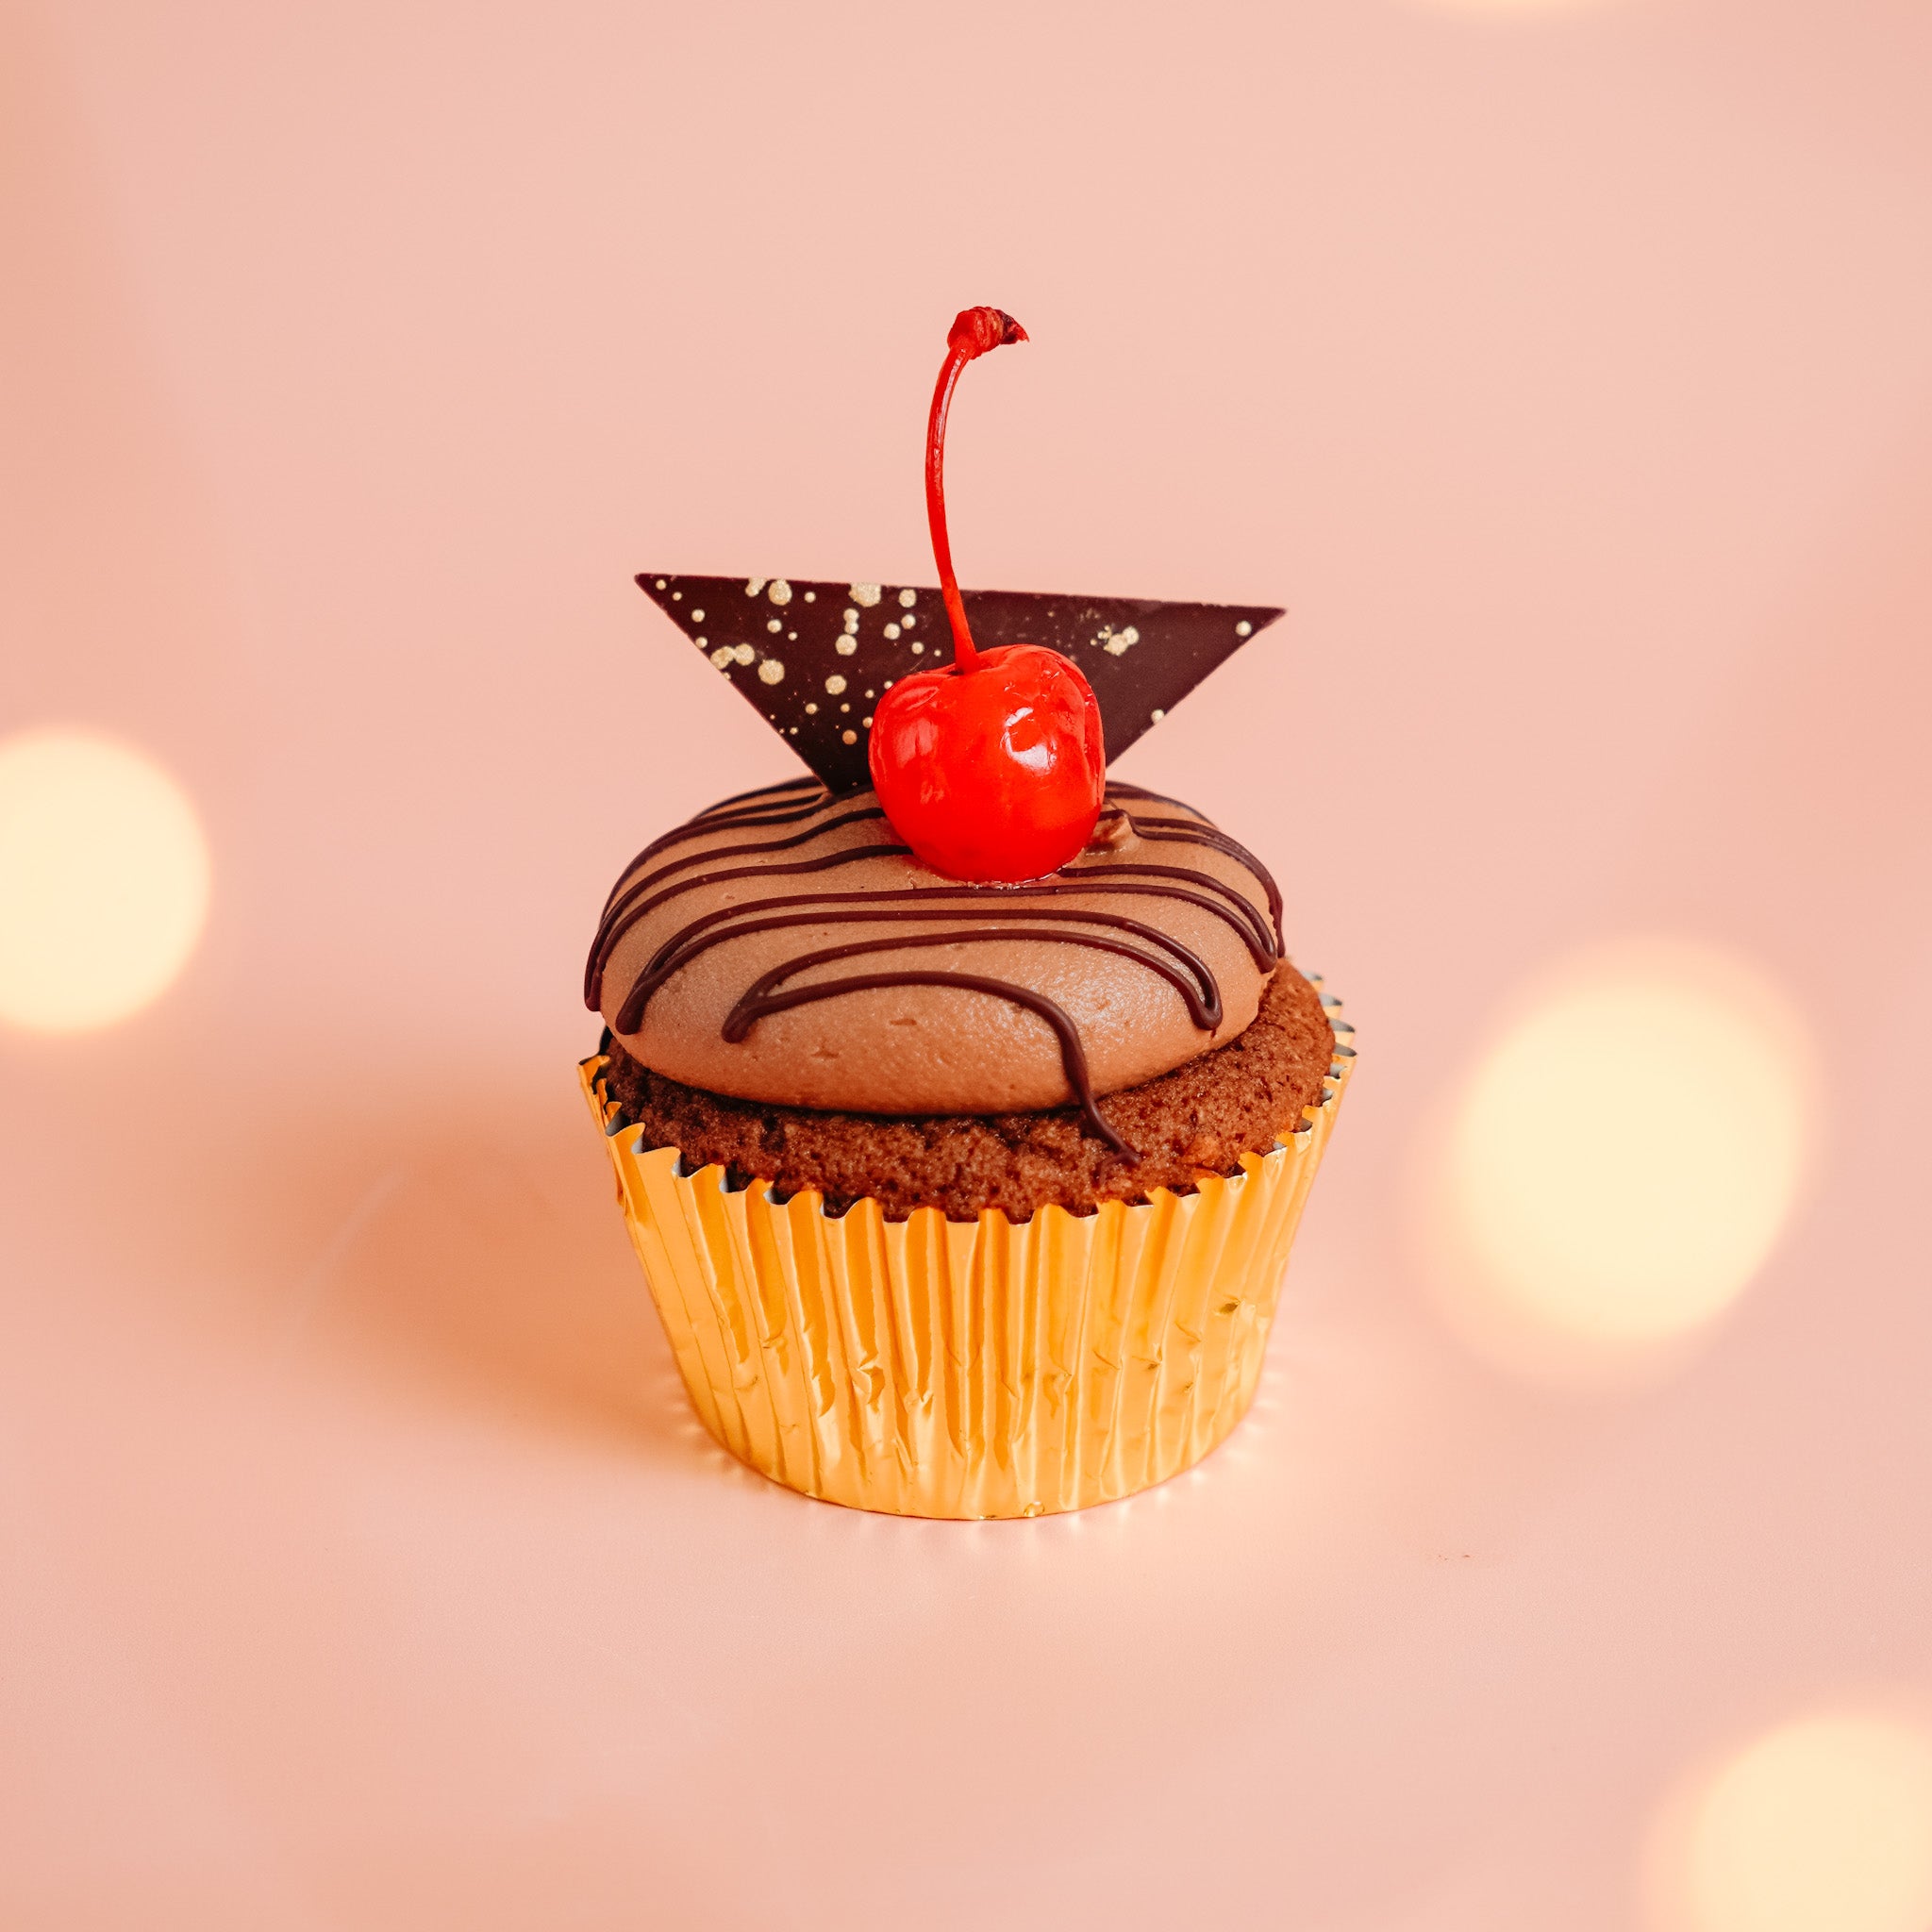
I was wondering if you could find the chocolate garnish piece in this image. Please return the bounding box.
[637,574,1284,795]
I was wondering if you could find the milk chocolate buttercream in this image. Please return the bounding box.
[587,777,1283,1135]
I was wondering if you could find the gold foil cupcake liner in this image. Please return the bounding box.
[581,991,1354,1518]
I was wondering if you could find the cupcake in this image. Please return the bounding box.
[583,308,1352,1518]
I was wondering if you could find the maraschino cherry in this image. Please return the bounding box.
[868,308,1106,883]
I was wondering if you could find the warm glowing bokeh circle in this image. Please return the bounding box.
[0,729,212,1033]
[1657,1712,1932,1932]
[1445,941,1810,1360]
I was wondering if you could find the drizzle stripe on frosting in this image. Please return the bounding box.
[587,781,1284,1147]
[725,965,1136,1158]
[588,841,913,1006]
[601,880,1275,1044]
[729,927,1219,1030]
[598,780,835,917]
[1102,785,1285,948]
[590,806,889,979]
[616,907,1223,1035]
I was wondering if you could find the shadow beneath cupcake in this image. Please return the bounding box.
[254,1065,718,1465]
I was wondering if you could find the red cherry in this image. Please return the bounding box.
[869,307,1107,884]
[868,641,1105,882]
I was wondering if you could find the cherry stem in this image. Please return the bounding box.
[925,306,1026,674]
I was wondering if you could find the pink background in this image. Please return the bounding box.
[4,0,1930,1925]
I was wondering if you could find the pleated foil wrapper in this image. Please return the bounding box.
[581,993,1354,1518]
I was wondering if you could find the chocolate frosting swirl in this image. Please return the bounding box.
[587,779,1282,1147]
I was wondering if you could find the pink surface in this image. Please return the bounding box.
[4,0,1930,1925]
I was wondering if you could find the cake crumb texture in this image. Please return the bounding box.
[596,964,1338,1223]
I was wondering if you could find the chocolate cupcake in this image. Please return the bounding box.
[582,310,1353,1517]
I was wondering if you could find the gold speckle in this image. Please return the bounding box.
[803,591,816,603]
[901,615,915,630]
[744,578,766,596]
[766,619,782,633]
[758,658,785,685]
[691,608,705,624]
[825,674,848,694]
[805,702,818,714]
[654,577,667,590]
[1235,620,1252,637]
[671,591,682,600]
[849,583,882,607]
[861,714,873,727]
[841,728,858,744]
[694,637,707,648]
[840,703,850,713]
[787,630,797,641]
[910,641,925,654]
[732,643,755,666]
[864,689,874,698]
[835,638,858,656]
[883,623,900,641]
[1150,708,1165,723]
[897,588,916,608]
[842,608,859,630]
[709,646,735,668]
[768,580,792,606]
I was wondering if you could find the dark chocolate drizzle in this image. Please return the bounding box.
[728,965,1138,1158]
[586,781,1284,1154]
[619,908,1223,1035]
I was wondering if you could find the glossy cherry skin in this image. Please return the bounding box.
[869,643,1105,882]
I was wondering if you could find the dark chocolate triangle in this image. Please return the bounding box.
[637,573,1284,794]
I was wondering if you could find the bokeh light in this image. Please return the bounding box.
[1439,941,1810,1369]
[0,728,211,1033]
[1653,1712,1932,1932]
